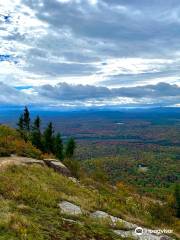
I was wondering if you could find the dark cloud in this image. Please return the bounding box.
[26,57,98,76]
[23,0,180,58]
[37,82,180,101]
[0,81,179,107]
[37,82,110,100]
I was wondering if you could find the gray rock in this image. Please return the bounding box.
[114,228,173,240]
[90,210,110,219]
[113,230,133,238]
[110,215,138,229]
[20,158,44,166]
[0,156,44,168]
[91,211,173,240]
[44,159,71,176]
[90,211,137,229]
[59,201,82,215]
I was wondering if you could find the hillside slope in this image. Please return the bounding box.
[0,124,179,239]
[0,162,179,240]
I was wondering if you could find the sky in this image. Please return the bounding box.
[0,0,180,109]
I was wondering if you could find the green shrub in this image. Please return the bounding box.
[0,125,42,159]
[64,159,81,178]
[12,140,42,159]
[0,125,19,156]
[148,202,174,224]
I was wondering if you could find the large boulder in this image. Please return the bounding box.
[43,159,71,176]
[0,156,45,168]
[59,201,82,216]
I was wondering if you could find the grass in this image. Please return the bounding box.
[0,164,179,239]
[0,165,124,239]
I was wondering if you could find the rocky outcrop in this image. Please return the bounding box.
[0,156,71,177]
[0,155,44,168]
[113,229,172,240]
[90,210,138,229]
[0,156,71,176]
[58,205,174,240]
[90,211,173,240]
[43,159,71,176]
[59,201,82,215]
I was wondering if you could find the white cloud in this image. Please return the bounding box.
[88,0,98,5]
[98,58,174,76]
[0,0,180,107]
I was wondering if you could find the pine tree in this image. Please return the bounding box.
[17,114,25,139]
[31,116,42,150]
[54,133,63,160]
[23,106,30,132]
[43,122,54,153]
[17,114,24,131]
[34,115,41,129]
[174,184,180,218]
[65,137,76,158]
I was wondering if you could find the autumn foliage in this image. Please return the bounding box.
[0,125,42,159]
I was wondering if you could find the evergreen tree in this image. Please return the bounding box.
[17,114,24,131]
[54,133,63,160]
[17,114,26,139]
[65,137,76,158]
[31,116,42,150]
[174,184,180,218]
[23,106,30,131]
[43,122,54,153]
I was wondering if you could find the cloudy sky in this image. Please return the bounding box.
[0,0,180,108]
